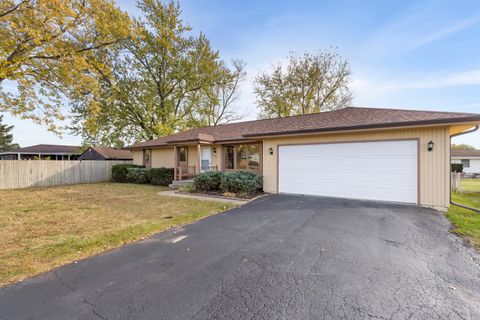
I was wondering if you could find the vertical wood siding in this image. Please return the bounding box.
[187,146,198,168]
[210,144,220,168]
[132,150,143,165]
[262,127,450,209]
[151,148,175,168]
[0,160,131,190]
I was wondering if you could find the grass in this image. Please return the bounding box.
[445,178,480,248]
[0,183,236,286]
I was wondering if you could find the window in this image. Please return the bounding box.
[236,145,248,170]
[201,160,210,171]
[224,144,261,171]
[143,149,151,168]
[461,159,470,168]
[224,146,234,169]
[179,147,187,162]
[247,145,260,170]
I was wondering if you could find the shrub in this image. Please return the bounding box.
[178,185,193,193]
[126,167,151,184]
[149,167,174,186]
[193,171,224,191]
[112,164,144,182]
[451,163,463,173]
[220,171,262,195]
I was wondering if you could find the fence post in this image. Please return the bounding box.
[451,172,461,192]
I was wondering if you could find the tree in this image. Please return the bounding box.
[254,50,352,118]
[0,115,20,151]
[451,144,476,150]
[71,0,244,146]
[190,59,247,127]
[0,0,131,132]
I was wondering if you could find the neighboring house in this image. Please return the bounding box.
[126,107,480,211]
[78,147,133,161]
[451,149,480,174]
[0,144,82,160]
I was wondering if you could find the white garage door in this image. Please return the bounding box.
[278,140,418,203]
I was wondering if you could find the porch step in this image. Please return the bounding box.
[168,179,194,190]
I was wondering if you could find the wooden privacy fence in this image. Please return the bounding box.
[0,160,131,189]
[451,172,462,192]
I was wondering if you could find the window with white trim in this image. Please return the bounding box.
[461,159,470,168]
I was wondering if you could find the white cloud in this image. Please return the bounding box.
[352,68,480,95]
[412,15,480,49]
[366,1,480,55]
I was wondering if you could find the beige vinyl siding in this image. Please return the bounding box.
[151,148,175,168]
[262,126,451,210]
[132,150,143,166]
[210,144,220,168]
[187,145,198,168]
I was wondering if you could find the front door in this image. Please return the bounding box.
[143,149,151,168]
[178,147,188,171]
[200,146,212,172]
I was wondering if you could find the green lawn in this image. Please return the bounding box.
[0,183,236,286]
[446,179,480,248]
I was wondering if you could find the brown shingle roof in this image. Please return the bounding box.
[89,147,133,160]
[451,149,480,158]
[127,107,480,149]
[10,144,82,154]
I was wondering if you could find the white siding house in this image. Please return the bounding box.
[451,149,480,174]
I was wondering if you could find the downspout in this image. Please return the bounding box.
[450,125,480,213]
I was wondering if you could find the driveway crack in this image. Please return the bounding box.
[54,270,75,293]
[82,297,107,320]
[54,270,106,320]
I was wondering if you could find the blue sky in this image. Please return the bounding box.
[5,0,480,147]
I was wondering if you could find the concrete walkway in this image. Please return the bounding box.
[158,190,248,205]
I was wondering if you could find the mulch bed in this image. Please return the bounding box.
[177,190,264,201]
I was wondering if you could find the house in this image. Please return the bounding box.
[126,107,480,211]
[78,147,133,161]
[0,144,82,160]
[451,149,480,174]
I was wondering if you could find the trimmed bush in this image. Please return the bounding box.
[451,163,463,173]
[220,171,262,195]
[150,168,174,186]
[126,167,151,184]
[112,164,144,183]
[193,171,224,191]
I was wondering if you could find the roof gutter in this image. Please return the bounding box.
[450,125,480,213]
[243,116,480,138]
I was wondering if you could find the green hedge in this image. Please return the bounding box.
[126,168,151,184]
[220,171,263,195]
[149,168,174,186]
[112,164,144,183]
[193,171,262,195]
[193,171,223,191]
[451,163,463,173]
[112,164,174,186]
[113,165,263,194]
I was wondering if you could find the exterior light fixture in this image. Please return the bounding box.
[269,147,274,155]
[427,140,434,152]
[212,147,216,153]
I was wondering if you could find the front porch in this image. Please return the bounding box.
[172,142,262,181]
[174,165,219,181]
[173,143,219,181]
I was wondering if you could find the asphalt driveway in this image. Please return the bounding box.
[1,195,480,319]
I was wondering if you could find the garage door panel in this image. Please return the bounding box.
[278,140,418,203]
